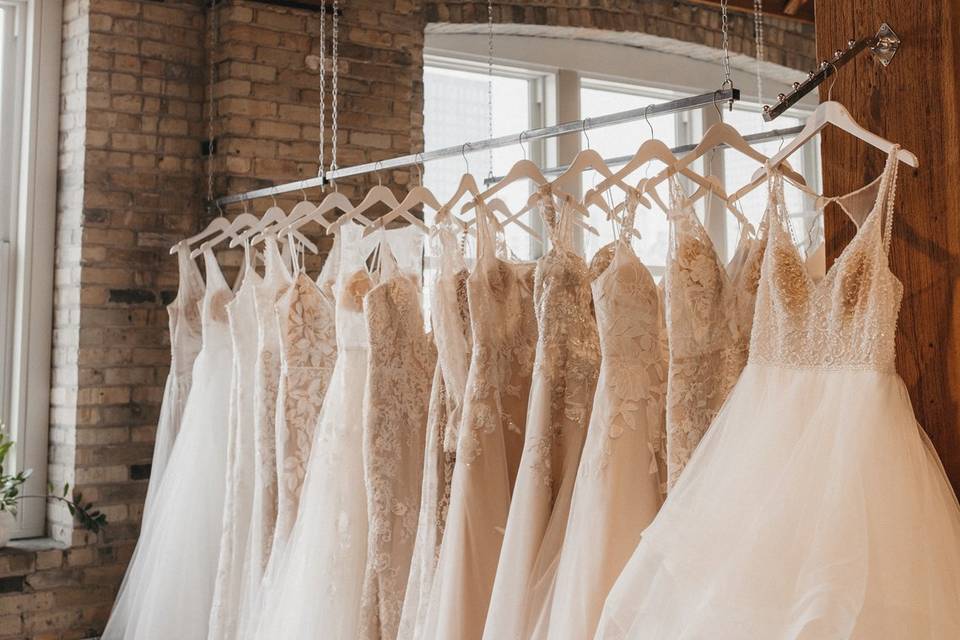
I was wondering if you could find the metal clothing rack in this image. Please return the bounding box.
[484,124,807,185]
[763,22,901,121]
[214,88,740,207]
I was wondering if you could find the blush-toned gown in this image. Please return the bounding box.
[533,197,668,640]
[358,228,436,640]
[397,220,472,640]
[483,189,601,640]
[421,204,538,640]
[662,177,765,490]
[596,149,960,639]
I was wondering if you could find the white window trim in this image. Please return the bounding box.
[2,0,61,539]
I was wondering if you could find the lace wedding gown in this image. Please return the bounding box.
[532,198,668,640]
[596,150,960,639]
[663,177,765,489]
[483,189,601,640]
[358,229,436,640]
[209,246,262,640]
[102,249,236,640]
[421,204,538,640]
[397,221,472,640]
[252,224,417,640]
[143,243,204,515]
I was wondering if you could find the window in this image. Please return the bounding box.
[423,35,821,274]
[1,0,61,538]
[423,56,549,261]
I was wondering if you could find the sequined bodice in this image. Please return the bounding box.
[749,150,903,373]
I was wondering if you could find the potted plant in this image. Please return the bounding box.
[0,425,107,546]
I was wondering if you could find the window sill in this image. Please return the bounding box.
[2,537,67,554]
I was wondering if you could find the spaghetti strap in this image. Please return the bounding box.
[879,145,901,257]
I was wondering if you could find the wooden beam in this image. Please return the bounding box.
[687,0,815,24]
[816,1,960,492]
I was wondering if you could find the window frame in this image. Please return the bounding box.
[1,0,61,539]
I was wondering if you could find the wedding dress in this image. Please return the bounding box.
[102,248,235,640]
[662,177,765,489]
[268,236,338,557]
[358,228,436,640]
[143,243,204,515]
[533,196,668,640]
[421,204,538,640]
[397,220,472,640]
[595,149,960,639]
[252,224,417,640]
[235,234,292,635]
[483,188,601,640]
[208,245,261,640]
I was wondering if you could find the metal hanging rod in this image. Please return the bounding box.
[214,88,740,207]
[483,124,806,185]
[763,22,901,121]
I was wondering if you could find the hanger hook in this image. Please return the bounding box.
[581,117,591,150]
[242,198,250,214]
[374,160,383,187]
[644,105,654,139]
[216,200,224,216]
[300,186,308,202]
[826,61,839,101]
[712,89,724,119]
[461,142,471,174]
[415,152,424,185]
[518,130,528,160]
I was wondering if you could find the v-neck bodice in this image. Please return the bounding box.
[750,148,903,373]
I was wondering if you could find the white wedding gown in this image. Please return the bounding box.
[102,248,236,640]
[143,243,204,515]
[252,224,420,639]
[596,150,960,639]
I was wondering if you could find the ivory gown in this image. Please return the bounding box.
[421,205,538,640]
[596,150,960,639]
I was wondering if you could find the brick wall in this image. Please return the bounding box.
[0,1,813,638]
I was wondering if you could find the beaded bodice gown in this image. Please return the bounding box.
[595,150,960,639]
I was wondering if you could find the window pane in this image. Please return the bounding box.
[580,84,683,266]
[722,103,822,258]
[423,64,534,260]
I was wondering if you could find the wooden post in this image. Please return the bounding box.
[815,1,960,491]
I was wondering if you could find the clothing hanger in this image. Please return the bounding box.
[230,196,319,253]
[170,203,235,255]
[283,185,356,237]
[190,212,258,259]
[328,162,399,234]
[433,144,481,230]
[460,130,589,219]
[362,154,432,237]
[749,104,917,186]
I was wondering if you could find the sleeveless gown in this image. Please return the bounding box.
[421,204,538,640]
[358,229,436,640]
[662,177,765,490]
[398,220,472,640]
[102,248,235,640]
[209,245,262,640]
[143,243,204,515]
[483,189,601,640]
[595,149,960,639]
[534,196,668,640]
[252,224,419,639]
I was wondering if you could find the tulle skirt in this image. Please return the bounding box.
[251,348,369,640]
[596,363,960,640]
[142,370,191,516]
[102,342,233,640]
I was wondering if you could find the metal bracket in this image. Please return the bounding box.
[870,22,900,67]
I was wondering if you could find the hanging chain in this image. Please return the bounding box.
[719,0,733,91]
[330,0,340,173]
[206,0,217,204]
[486,0,494,179]
[753,0,765,115]
[317,0,326,177]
